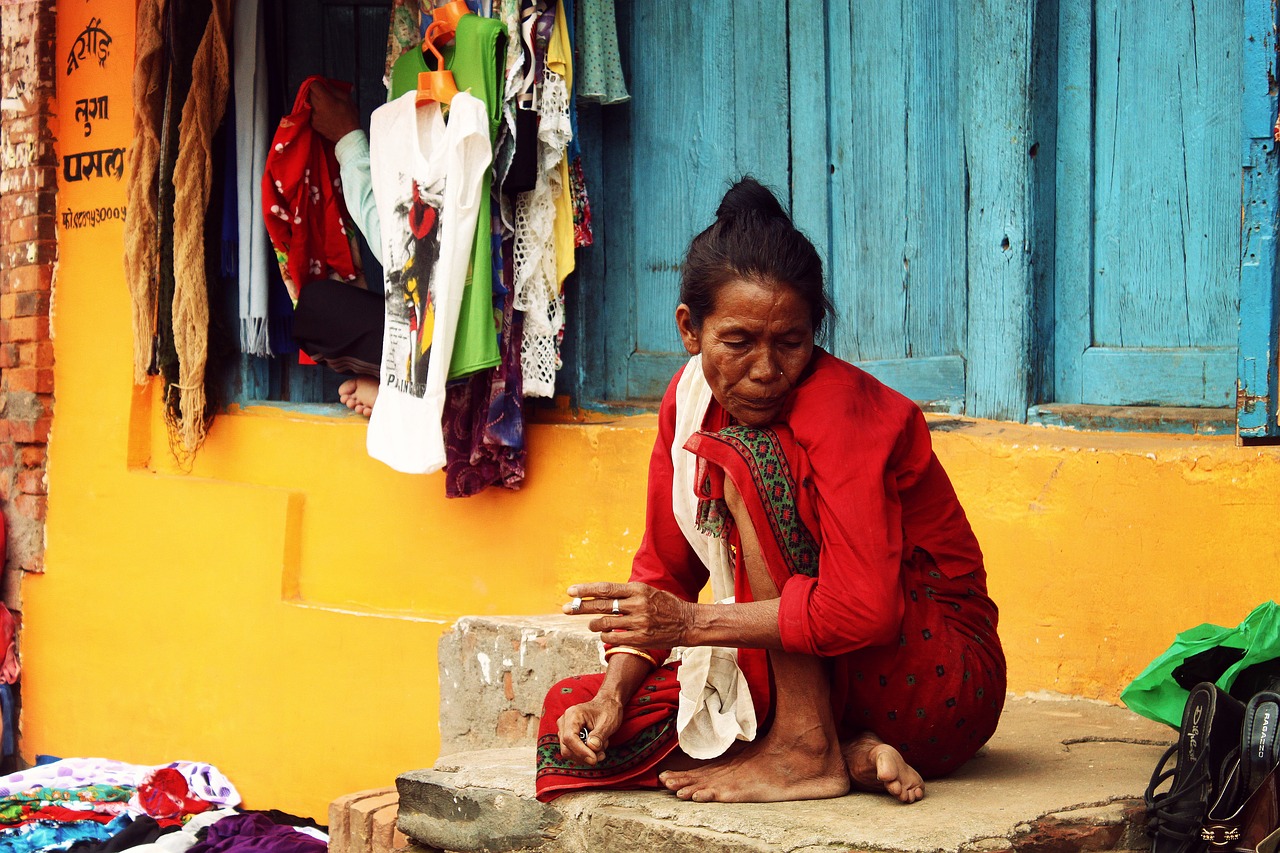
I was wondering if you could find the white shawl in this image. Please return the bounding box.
[670,355,758,759]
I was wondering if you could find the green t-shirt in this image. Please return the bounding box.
[390,14,506,379]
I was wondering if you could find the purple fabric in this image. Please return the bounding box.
[187,813,325,852]
[442,235,526,498]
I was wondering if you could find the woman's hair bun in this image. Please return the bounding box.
[714,176,788,223]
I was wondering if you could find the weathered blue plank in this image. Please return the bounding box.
[904,0,965,362]
[569,105,607,403]
[960,0,1035,421]
[1081,346,1235,407]
[626,1,740,394]
[628,352,692,403]
[1237,0,1280,438]
[1028,0,1058,406]
[600,1,635,401]
[1027,403,1234,436]
[734,1,789,198]
[856,355,965,412]
[842,0,907,362]
[1092,0,1240,351]
[788,0,830,271]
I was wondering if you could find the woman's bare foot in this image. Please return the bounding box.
[338,376,379,417]
[656,723,850,803]
[842,731,925,803]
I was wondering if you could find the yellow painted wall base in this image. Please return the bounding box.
[31,0,1280,821]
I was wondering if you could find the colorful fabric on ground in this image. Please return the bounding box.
[136,767,212,821]
[0,759,240,808]
[64,814,177,852]
[0,812,131,853]
[0,784,133,825]
[535,663,682,802]
[186,812,326,852]
[261,76,363,303]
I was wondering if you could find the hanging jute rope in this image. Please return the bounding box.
[168,0,231,455]
[122,0,166,385]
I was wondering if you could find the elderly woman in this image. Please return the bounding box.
[535,178,1005,805]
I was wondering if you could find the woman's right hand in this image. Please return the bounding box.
[556,695,625,766]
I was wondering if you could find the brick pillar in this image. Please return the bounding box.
[0,0,58,598]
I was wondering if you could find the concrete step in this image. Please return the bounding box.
[437,615,605,755]
[397,694,1175,853]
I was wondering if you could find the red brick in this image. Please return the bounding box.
[0,444,14,469]
[0,478,13,502]
[32,341,52,368]
[0,194,37,223]
[13,494,45,521]
[0,166,56,195]
[370,803,398,853]
[3,240,55,269]
[17,469,45,496]
[2,316,49,342]
[5,368,36,392]
[18,446,45,467]
[5,265,52,293]
[329,788,396,853]
[14,292,49,317]
[0,344,17,369]
[0,295,13,319]
[8,418,50,443]
[6,365,53,394]
[350,794,399,853]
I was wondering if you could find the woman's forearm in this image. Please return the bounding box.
[687,597,784,650]
[594,651,654,706]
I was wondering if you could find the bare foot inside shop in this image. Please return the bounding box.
[842,731,925,803]
[338,376,379,417]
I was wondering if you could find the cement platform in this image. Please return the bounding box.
[396,616,1175,853]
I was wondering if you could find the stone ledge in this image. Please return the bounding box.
[438,615,605,755]
[399,696,1173,853]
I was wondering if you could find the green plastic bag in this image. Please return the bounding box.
[1121,601,1280,728]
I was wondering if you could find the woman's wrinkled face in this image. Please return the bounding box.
[676,278,815,426]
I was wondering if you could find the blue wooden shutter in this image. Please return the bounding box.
[1055,0,1242,409]
[791,0,968,411]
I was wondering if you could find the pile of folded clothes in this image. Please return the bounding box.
[0,757,328,852]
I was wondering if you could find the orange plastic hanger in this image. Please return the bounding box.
[429,0,471,40]
[416,21,459,106]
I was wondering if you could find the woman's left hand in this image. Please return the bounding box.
[563,582,697,648]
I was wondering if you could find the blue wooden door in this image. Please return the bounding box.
[1055,0,1242,408]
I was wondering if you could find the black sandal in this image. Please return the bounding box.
[1146,682,1247,853]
